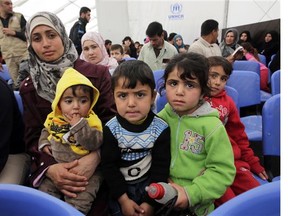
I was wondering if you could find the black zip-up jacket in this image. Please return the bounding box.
[69,17,88,55]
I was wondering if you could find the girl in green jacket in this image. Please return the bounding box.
[158,52,236,216]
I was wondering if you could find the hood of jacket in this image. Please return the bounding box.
[163,100,219,118]
[51,67,99,116]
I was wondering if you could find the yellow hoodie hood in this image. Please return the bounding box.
[51,68,100,116]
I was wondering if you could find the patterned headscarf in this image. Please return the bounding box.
[26,11,78,102]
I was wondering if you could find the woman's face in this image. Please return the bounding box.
[225,31,235,45]
[123,39,131,46]
[175,37,183,46]
[31,25,64,62]
[240,33,248,42]
[82,40,103,65]
[265,33,272,43]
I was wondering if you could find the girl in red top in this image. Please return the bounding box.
[205,56,269,207]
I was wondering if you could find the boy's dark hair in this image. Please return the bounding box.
[80,7,91,16]
[70,84,94,103]
[111,44,124,54]
[111,60,155,95]
[161,52,210,97]
[146,21,163,38]
[201,19,219,36]
[207,56,233,76]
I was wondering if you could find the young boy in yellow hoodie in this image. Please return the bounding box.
[38,68,103,214]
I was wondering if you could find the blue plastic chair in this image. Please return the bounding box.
[123,57,136,61]
[262,94,280,180]
[232,60,271,102]
[153,69,165,92]
[156,91,167,113]
[0,184,84,216]
[271,70,280,95]
[253,174,269,185]
[208,180,280,216]
[258,54,266,65]
[232,60,260,76]
[268,53,276,68]
[0,64,12,82]
[14,91,24,114]
[227,70,262,142]
[225,85,239,110]
[227,70,261,108]
[262,94,280,157]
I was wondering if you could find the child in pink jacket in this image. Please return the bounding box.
[241,42,270,92]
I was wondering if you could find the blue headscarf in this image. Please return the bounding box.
[173,34,185,53]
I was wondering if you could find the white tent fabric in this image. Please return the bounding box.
[12,0,280,46]
[95,0,280,45]
[12,0,98,35]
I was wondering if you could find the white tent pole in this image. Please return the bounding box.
[223,0,230,29]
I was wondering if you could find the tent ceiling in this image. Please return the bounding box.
[11,0,98,34]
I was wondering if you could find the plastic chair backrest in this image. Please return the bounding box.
[14,91,23,114]
[232,60,260,76]
[156,91,167,113]
[225,85,239,109]
[227,70,261,108]
[153,69,165,92]
[268,53,276,67]
[258,54,266,65]
[271,70,280,95]
[208,180,280,216]
[0,64,12,81]
[123,57,136,61]
[262,94,280,156]
[0,184,84,216]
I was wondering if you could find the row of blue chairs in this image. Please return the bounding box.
[227,70,280,143]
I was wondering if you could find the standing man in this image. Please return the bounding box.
[138,21,178,71]
[0,0,28,89]
[69,6,91,55]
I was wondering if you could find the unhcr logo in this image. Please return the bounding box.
[170,3,182,14]
[169,3,184,20]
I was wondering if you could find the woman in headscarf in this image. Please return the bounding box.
[19,11,116,215]
[220,28,242,58]
[173,34,187,53]
[80,32,118,75]
[238,30,254,45]
[258,30,280,66]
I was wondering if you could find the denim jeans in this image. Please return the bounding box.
[109,178,149,216]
